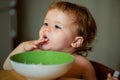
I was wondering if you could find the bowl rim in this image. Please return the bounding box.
[9,50,75,66]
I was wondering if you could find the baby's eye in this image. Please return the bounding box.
[55,25,61,29]
[43,22,48,26]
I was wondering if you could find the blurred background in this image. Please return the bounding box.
[0,0,120,71]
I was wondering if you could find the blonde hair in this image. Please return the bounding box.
[47,1,97,56]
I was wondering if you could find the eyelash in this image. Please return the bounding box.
[55,25,61,29]
[43,22,61,29]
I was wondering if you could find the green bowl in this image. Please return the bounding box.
[10,51,74,80]
[10,50,74,65]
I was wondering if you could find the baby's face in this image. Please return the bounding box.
[39,9,78,53]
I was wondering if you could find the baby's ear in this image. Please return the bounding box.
[71,36,83,48]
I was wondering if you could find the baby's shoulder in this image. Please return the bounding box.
[73,55,95,77]
[73,54,94,71]
[61,54,96,78]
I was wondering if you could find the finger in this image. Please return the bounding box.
[38,38,49,44]
[107,73,112,80]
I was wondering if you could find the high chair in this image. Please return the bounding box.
[90,61,120,80]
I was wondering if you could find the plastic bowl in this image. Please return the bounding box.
[10,51,74,80]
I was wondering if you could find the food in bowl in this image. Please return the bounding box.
[10,50,74,80]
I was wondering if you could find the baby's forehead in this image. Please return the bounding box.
[47,8,77,21]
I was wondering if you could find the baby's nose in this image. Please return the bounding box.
[44,27,51,33]
[39,26,51,37]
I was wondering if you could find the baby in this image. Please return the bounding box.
[3,1,118,80]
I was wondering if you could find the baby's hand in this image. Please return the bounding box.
[106,73,118,80]
[8,38,48,57]
[34,38,49,49]
[16,38,48,52]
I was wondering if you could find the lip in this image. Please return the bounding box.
[41,34,49,43]
[40,33,48,39]
[42,35,48,39]
[39,38,49,50]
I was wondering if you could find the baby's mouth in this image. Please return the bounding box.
[39,35,50,50]
[41,34,49,43]
[43,35,47,39]
[42,35,48,40]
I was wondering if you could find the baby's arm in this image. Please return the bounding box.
[3,39,48,70]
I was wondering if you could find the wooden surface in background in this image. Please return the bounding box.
[0,70,26,80]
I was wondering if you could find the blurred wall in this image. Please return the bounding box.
[17,0,54,41]
[0,0,17,69]
[7,0,120,70]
